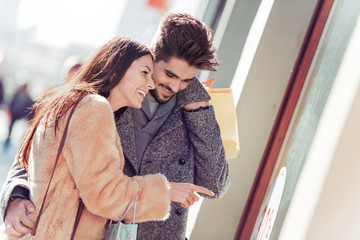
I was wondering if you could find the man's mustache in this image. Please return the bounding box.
[159,84,175,93]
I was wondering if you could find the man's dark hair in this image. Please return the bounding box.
[152,13,219,71]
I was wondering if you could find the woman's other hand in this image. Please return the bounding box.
[169,182,215,208]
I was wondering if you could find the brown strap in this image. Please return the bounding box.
[31,97,84,238]
[70,199,84,240]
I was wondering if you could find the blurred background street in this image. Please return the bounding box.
[0,107,28,188]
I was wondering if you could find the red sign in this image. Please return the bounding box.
[251,167,287,240]
[147,0,167,11]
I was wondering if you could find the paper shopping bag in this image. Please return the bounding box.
[207,88,240,159]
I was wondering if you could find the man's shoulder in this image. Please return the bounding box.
[115,106,134,127]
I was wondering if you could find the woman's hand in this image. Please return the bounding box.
[169,182,215,208]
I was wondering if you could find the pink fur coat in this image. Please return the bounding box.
[11,95,171,240]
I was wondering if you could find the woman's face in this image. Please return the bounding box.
[108,54,155,111]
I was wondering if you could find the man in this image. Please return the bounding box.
[0,13,229,239]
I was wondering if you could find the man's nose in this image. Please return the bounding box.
[168,79,181,93]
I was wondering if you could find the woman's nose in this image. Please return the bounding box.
[147,77,155,90]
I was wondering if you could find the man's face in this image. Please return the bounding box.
[150,57,198,103]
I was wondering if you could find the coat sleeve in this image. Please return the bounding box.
[183,106,230,198]
[0,158,30,220]
[63,96,171,223]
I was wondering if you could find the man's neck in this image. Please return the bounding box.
[142,93,177,120]
[146,94,159,117]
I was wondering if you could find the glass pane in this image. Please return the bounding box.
[268,1,360,239]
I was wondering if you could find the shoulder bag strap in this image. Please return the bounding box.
[70,198,84,239]
[31,96,85,239]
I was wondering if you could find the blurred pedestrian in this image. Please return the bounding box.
[4,83,34,150]
[62,55,83,83]
[0,75,4,106]
[65,63,82,82]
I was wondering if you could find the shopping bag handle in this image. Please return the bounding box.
[108,198,137,228]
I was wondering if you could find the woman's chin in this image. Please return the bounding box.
[130,101,142,109]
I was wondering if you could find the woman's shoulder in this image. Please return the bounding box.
[81,94,108,104]
[78,94,111,111]
[72,94,113,120]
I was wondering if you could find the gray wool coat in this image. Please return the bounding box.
[0,79,230,240]
[116,79,229,240]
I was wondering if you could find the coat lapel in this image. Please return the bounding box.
[150,111,183,144]
[116,108,139,174]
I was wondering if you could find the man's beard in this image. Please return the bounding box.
[149,88,170,104]
[149,84,175,104]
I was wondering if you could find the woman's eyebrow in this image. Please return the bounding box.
[143,66,151,72]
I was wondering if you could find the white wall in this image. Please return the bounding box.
[308,71,360,240]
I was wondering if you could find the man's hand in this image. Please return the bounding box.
[184,101,209,111]
[4,198,36,237]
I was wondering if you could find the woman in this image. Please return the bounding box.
[4,37,213,239]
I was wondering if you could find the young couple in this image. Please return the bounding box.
[0,13,229,240]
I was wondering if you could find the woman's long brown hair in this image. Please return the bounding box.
[17,36,152,169]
